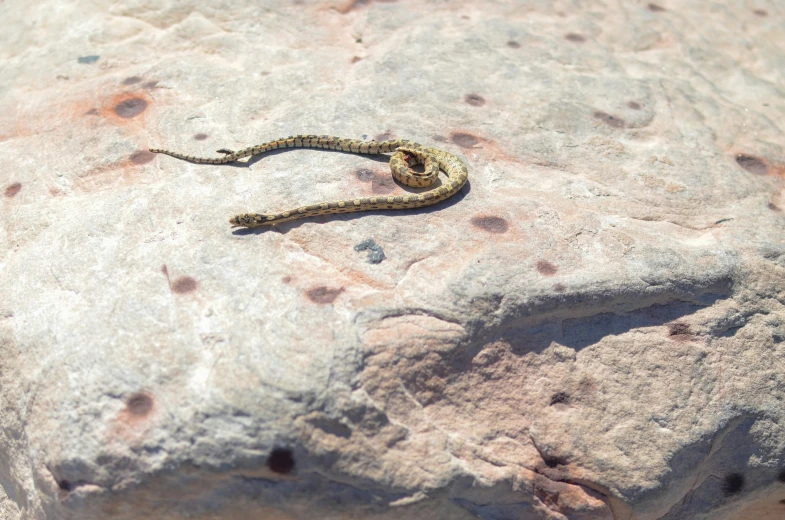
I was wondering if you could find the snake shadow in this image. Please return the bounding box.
[231,178,472,236]
[195,147,392,168]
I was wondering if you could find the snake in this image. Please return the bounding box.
[149,135,468,228]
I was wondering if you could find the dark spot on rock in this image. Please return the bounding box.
[306,286,344,304]
[161,264,169,276]
[768,203,781,212]
[541,453,568,468]
[114,98,148,118]
[627,101,642,110]
[668,322,693,340]
[268,448,296,474]
[594,111,626,128]
[753,9,768,17]
[648,3,665,12]
[507,40,521,48]
[350,56,362,64]
[85,108,99,115]
[780,498,785,504]
[431,135,447,142]
[122,76,142,85]
[355,168,375,182]
[536,260,558,276]
[553,283,567,292]
[723,473,744,495]
[374,131,394,142]
[172,276,198,294]
[470,215,509,234]
[736,154,768,175]
[77,55,100,64]
[130,150,155,164]
[5,183,22,198]
[354,238,386,264]
[142,81,159,89]
[778,469,785,482]
[282,276,292,284]
[193,133,208,141]
[452,132,478,148]
[126,393,153,417]
[371,175,396,194]
[465,93,486,107]
[550,392,570,405]
[565,33,586,43]
[58,480,72,491]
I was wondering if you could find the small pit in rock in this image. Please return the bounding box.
[126,393,153,417]
[451,132,479,148]
[594,111,626,128]
[668,322,694,341]
[536,260,558,276]
[723,473,744,495]
[550,392,570,405]
[130,150,155,164]
[267,448,295,474]
[114,98,148,118]
[471,215,509,234]
[5,183,22,198]
[172,276,198,294]
[736,154,768,175]
[306,286,344,304]
[464,94,486,106]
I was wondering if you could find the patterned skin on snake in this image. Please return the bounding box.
[149,134,468,227]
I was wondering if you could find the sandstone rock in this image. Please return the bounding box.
[2,1,784,519]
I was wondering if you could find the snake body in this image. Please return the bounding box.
[149,135,468,227]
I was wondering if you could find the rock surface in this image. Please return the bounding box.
[2,1,785,519]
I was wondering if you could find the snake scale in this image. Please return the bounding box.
[149,135,468,228]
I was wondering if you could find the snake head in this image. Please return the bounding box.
[230,214,256,227]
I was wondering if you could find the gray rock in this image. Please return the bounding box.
[1,1,784,519]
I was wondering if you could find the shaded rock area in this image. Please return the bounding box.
[1,0,785,519]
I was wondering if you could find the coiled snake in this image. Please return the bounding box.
[149,135,468,228]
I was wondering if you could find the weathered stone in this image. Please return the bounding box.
[1,1,784,519]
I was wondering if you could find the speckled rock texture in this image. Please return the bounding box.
[2,1,785,519]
